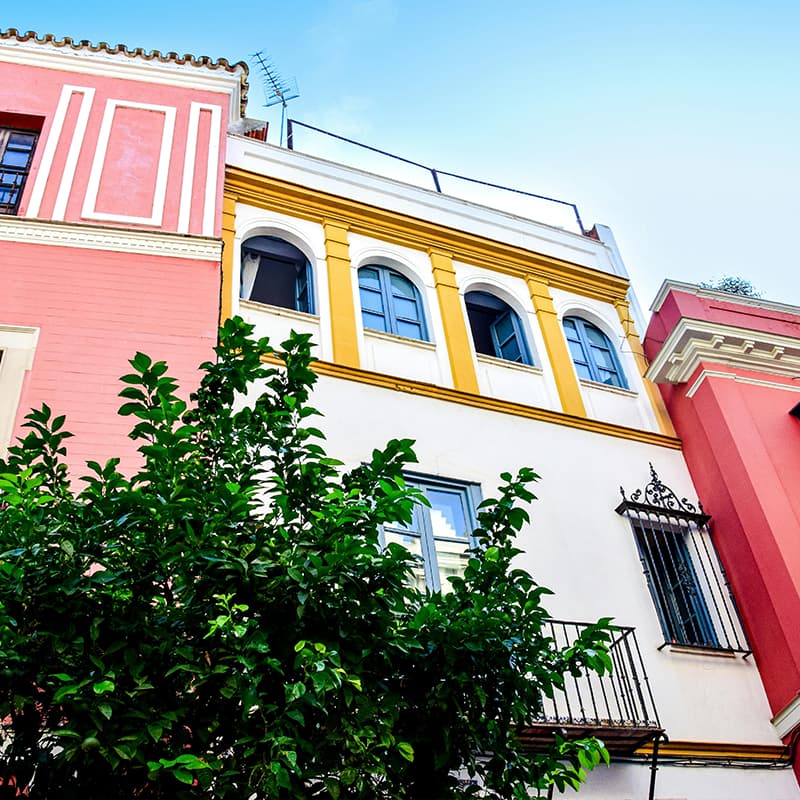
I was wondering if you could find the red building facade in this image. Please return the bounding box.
[644,280,800,779]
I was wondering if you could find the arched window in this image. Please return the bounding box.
[464,291,532,365]
[358,266,428,341]
[240,236,314,314]
[563,316,627,388]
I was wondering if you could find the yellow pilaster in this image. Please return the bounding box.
[428,249,479,394]
[323,220,360,368]
[526,277,586,417]
[220,191,237,325]
[614,299,677,437]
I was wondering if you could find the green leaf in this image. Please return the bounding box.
[397,741,415,762]
[174,768,194,784]
[92,680,115,695]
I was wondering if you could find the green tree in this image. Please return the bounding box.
[0,318,612,799]
[699,276,762,297]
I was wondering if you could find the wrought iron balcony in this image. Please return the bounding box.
[518,619,662,755]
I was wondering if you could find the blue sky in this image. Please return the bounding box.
[8,1,800,312]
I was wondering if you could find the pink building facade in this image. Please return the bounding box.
[644,280,800,781]
[0,30,246,472]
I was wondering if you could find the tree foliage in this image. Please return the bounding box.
[699,275,762,297]
[0,318,612,799]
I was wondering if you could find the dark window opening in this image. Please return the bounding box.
[241,236,314,314]
[465,291,532,365]
[632,520,718,647]
[0,126,39,216]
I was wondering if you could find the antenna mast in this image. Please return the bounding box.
[252,51,300,146]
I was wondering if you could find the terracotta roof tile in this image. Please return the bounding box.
[0,28,249,113]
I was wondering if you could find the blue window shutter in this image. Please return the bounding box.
[489,309,530,364]
[563,316,627,388]
[359,266,428,341]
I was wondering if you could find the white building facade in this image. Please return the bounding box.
[222,135,799,799]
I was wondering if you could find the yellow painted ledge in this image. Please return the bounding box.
[635,740,790,763]
[261,354,682,450]
[225,167,631,305]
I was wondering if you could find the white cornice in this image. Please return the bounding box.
[0,40,242,122]
[0,217,222,261]
[685,369,800,399]
[226,136,619,276]
[772,693,800,739]
[651,279,800,317]
[646,317,800,384]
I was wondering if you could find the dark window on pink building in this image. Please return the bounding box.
[0,127,38,215]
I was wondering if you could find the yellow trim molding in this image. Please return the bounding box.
[635,740,790,763]
[220,191,236,324]
[614,299,676,437]
[526,278,586,417]
[261,353,682,449]
[225,166,632,305]
[322,220,360,368]
[428,248,479,393]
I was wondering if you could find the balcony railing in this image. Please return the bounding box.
[518,619,661,755]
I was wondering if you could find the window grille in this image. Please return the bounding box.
[616,465,749,654]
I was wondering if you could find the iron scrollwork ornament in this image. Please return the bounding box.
[617,463,708,522]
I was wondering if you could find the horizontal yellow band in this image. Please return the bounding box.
[261,353,682,450]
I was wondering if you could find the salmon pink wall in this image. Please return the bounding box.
[0,60,229,236]
[2,240,220,475]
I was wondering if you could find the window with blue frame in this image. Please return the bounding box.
[465,291,533,365]
[358,266,428,341]
[562,316,627,388]
[382,476,480,593]
[241,236,314,314]
[0,127,38,215]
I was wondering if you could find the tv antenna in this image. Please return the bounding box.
[252,51,300,146]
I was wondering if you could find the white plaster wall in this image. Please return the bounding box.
[239,301,322,360]
[347,233,452,386]
[550,288,659,432]
[361,331,441,384]
[571,760,798,800]
[580,380,653,430]
[475,356,552,410]
[291,375,784,749]
[233,203,333,362]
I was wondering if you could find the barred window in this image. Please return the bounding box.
[617,465,749,653]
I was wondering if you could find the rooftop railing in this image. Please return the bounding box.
[285,119,586,235]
